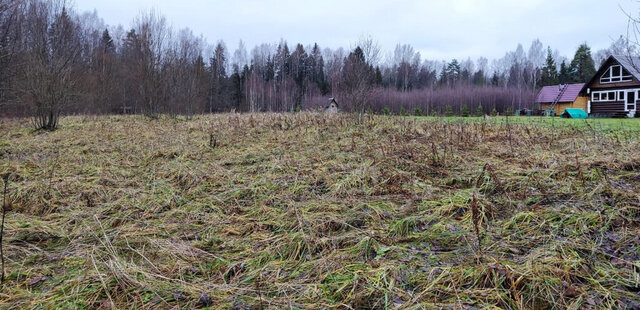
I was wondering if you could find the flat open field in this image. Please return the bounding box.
[0,114,639,309]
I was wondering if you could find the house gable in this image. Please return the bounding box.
[586,56,640,90]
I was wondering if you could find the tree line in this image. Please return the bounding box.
[0,0,627,129]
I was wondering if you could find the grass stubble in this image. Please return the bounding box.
[0,113,638,309]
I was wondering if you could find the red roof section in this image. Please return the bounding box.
[535,83,585,103]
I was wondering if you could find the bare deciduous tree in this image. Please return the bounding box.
[20,0,82,130]
[133,9,170,118]
[355,34,381,66]
[0,0,23,109]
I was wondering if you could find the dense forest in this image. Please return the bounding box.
[0,0,631,128]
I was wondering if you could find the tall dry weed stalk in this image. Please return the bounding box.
[506,114,513,153]
[209,133,217,148]
[1,174,11,285]
[471,194,482,255]
[255,274,264,310]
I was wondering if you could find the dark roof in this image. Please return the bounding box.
[535,83,585,103]
[326,98,338,108]
[611,55,640,81]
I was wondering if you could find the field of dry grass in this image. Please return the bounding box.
[0,113,639,309]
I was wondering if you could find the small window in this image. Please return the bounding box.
[620,91,625,100]
[613,66,621,76]
[601,93,607,100]
[623,68,633,81]
[593,93,600,101]
[609,92,616,100]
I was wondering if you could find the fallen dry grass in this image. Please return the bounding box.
[0,113,639,309]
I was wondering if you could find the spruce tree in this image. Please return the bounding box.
[540,47,558,86]
[461,104,470,117]
[445,105,453,117]
[310,43,328,94]
[491,72,500,86]
[569,43,596,83]
[375,66,383,85]
[558,61,570,84]
[100,29,115,54]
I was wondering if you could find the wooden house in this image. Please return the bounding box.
[585,55,640,117]
[325,98,339,113]
[535,83,588,116]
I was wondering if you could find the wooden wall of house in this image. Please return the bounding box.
[539,96,588,115]
[590,80,640,89]
[591,102,625,113]
[573,96,588,111]
[539,103,570,116]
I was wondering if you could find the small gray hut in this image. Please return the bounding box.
[325,98,339,113]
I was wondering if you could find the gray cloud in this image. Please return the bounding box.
[75,0,635,61]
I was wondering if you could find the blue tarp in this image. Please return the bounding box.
[561,108,588,119]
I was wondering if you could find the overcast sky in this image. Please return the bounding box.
[75,0,637,62]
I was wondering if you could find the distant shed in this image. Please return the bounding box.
[561,108,588,119]
[325,98,339,113]
[536,83,588,116]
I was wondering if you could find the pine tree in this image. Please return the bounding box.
[540,47,558,86]
[476,104,483,116]
[444,59,461,85]
[569,43,596,83]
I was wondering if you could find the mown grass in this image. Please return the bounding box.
[0,113,639,309]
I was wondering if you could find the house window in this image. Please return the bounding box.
[593,91,623,102]
[600,65,633,84]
